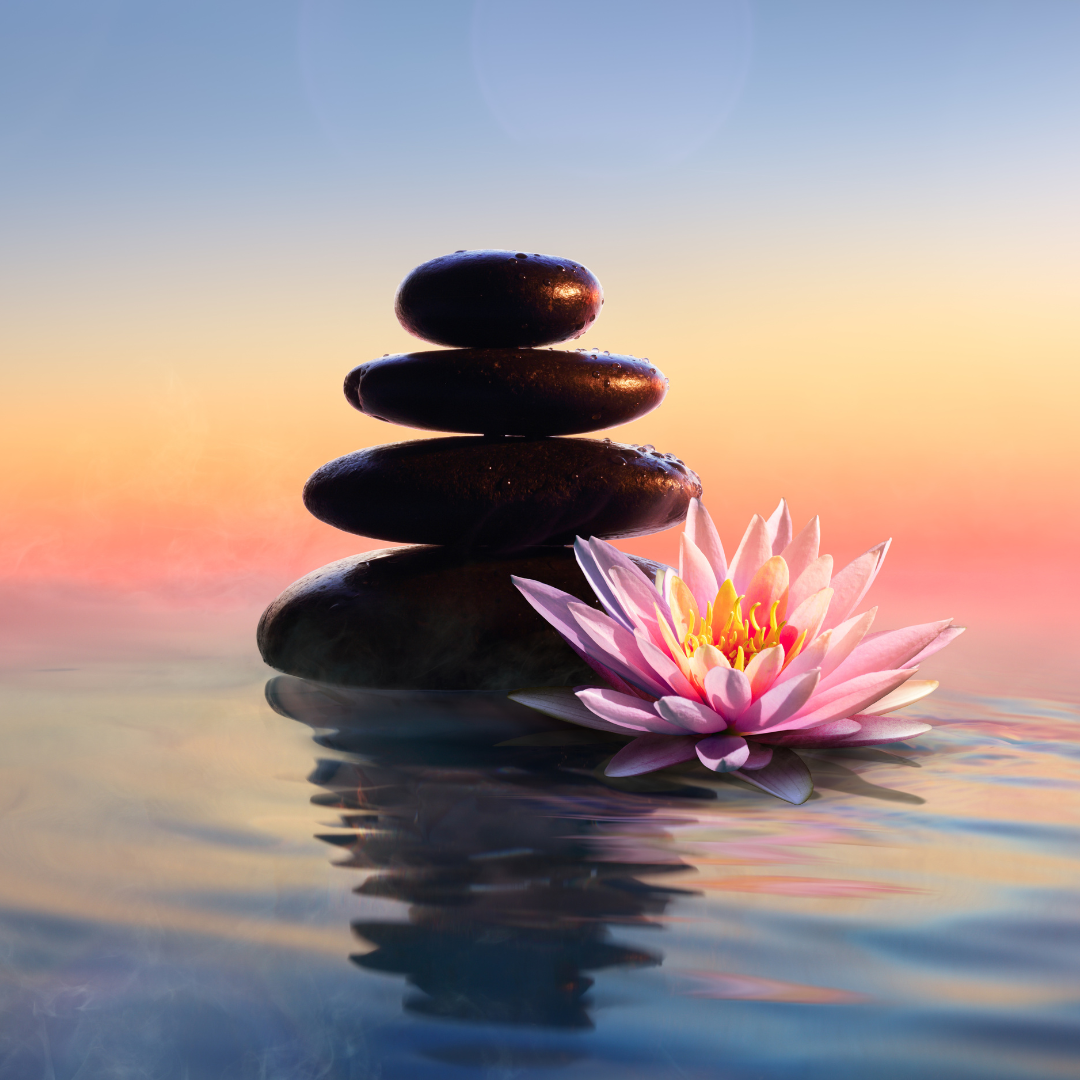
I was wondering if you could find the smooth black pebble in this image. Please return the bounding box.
[395,250,603,348]
[344,348,667,436]
[302,437,701,550]
[257,544,665,690]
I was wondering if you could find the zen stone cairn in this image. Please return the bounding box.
[258,250,701,690]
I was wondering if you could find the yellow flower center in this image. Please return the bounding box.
[685,579,787,670]
[659,572,806,677]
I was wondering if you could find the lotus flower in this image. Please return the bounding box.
[510,499,962,804]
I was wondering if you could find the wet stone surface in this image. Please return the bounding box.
[302,436,701,550]
[345,348,668,436]
[257,544,665,690]
[395,250,603,348]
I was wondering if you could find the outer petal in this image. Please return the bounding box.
[756,718,862,747]
[835,715,933,744]
[508,686,640,734]
[734,669,821,735]
[765,498,793,556]
[587,536,674,625]
[512,576,592,654]
[788,668,917,727]
[607,566,667,647]
[786,587,834,645]
[569,603,671,698]
[820,620,953,690]
[907,626,965,665]
[729,514,772,594]
[606,734,699,777]
[685,498,727,583]
[744,644,785,700]
[696,733,750,773]
[634,630,702,700]
[573,537,634,631]
[741,742,775,770]
[704,665,753,722]
[680,534,720,613]
[857,679,938,715]
[787,555,833,616]
[819,609,876,680]
[576,688,686,734]
[822,540,890,631]
[779,515,820,583]
[776,629,831,684]
[656,695,728,734]
[587,535,656,592]
[732,748,814,804]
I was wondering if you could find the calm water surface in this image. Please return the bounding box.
[1,652,1078,1079]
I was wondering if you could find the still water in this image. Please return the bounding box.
[1,651,1078,1078]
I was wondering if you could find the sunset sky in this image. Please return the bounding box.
[2,0,1078,696]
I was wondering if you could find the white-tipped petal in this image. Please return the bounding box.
[765,498,793,556]
[822,540,890,631]
[857,679,939,716]
[685,498,727,583]
[729,514,772,594]
[779,516,820,583]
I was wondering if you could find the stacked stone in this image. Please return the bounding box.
[258,250,701,691]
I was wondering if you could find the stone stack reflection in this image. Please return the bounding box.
[270,675,707,1028]
[258,249,701,690]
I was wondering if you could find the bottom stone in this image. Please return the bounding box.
[257,545,664,691]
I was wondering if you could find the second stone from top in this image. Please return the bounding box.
[344,348,668,436]
[395,250,603,348]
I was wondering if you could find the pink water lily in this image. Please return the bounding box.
[510,499,962,804]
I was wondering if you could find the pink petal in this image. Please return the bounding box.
[733,748,813,804]
[765,498,793,556]
[734,669,822,735]
[569,603,671,698]
[742,742,775,770]
[779,515,820,583]
[819,609,876,680]
[907,626,965,665]
[573,537,634,631]
[822,540,890,631]
[606,566,667,647]
[576,688,686,734]
[587,535,674,625]
[606,733,699,776]
[704,665,753,722]
[787,555,833,616]
[820,620,953,690]
[656,695,728,734]
[835,715,933,744]
[857,679,938,715]
[587,535,656,591]
[756,718,862,747]
[743,556,790,629]
[695,733,750,773]
[787,587,834,644]
[633,630,702,700]
[789,668,916,727]
[512,576,594,655]
[508,686,641,733]
[680,534,720,613]
[729,514,772,594]
[776,629,831,685]
[685,498,727,583]
[744,644,785,700]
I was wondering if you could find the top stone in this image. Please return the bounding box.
[395,250,603,348]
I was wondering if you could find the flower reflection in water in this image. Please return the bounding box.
[267,675,713,1029]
